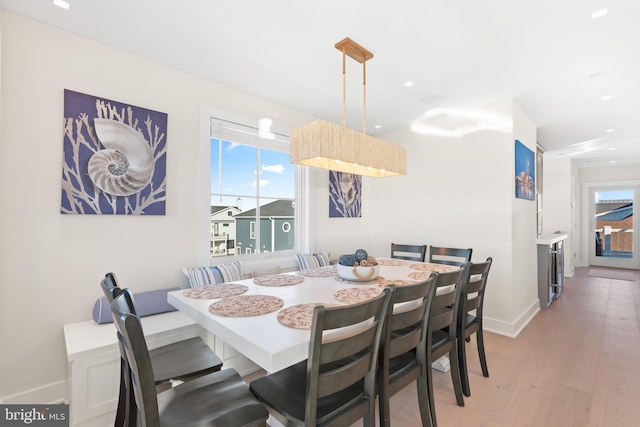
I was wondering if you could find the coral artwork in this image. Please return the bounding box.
[61,89,167,214]
[329,171,362,218]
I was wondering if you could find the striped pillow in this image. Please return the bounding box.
[216,261,244,282]
[294,252,331,270]
[181,267,224,288]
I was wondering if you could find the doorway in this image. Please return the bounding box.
[589,186,638,269]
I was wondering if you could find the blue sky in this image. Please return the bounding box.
[595,189,634,202]
[210,139,294,211]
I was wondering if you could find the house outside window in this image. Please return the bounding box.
[205,108,308,261]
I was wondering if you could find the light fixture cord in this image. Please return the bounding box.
[363,61,367,135]
[342,47,347,129]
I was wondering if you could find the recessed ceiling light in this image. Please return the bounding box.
[53,0,70,9]
[592,8,608,19]
[610,160,616,164]
[601,95,612,101]
[608,147,616,150]
[606,129,615,133]
[404,81,414,87]
[374,125,381,129]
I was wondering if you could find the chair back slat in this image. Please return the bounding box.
[320,324,377,364]
[430,309,454,331]
[388,325,423,359]
[318,350,373,398]
[391,243,427,262]
[429,246,472,267]
[391,303,427,331]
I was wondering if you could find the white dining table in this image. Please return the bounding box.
[167,257,457,373]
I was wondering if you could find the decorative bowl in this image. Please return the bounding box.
[337,264,380,282]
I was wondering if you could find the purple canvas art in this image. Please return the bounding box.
[61,90,167,214]
[329,171,362,218]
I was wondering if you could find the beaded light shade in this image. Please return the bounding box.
[290,38,407,178]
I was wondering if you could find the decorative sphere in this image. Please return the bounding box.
[339,254,357,266]
[355,249,368,262]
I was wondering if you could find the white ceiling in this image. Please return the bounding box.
[3,0,640,169]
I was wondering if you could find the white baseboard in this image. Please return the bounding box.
[483,300,540,338]
[1,380,66,405]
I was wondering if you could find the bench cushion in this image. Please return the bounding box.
[93,287,180,324]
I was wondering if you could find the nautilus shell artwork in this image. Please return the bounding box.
[88,119,155,196]
[329,171,362,218]
[61,89,167,215]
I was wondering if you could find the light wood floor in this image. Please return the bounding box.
[249,266,640,426]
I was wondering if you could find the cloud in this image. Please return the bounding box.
[262,164,285,174]
[250,179,270,188]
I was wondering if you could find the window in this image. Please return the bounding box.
[203,107,309,261]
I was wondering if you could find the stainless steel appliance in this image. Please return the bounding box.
[537,235,565,309]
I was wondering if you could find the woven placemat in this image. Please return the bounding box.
[334,288,383,305]
[208,295,284,317]
[277,302,340,329]
[183,284,248,299]
[408,272,432,281]
[382,279,420,287]
[335,276,387,286]
[409,263,458,273]
[298,265,338,277]
[253,274,305,286]
[376,258,409,266]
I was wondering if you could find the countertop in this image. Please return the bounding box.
[537,233,568,245]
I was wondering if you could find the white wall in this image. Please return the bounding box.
[542,157,576,275]
[0,12,314,402]
[510,102,539,327]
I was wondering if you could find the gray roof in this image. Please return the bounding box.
[596,204,633,221]
[235,200,294,218]
[211,205,241,214]
[595,201,632,215]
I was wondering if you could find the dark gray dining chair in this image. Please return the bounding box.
[250,287,394,427]
[378,277,435,427]
[101,273,222,427]
[391,243,428,262]
[456,257,493,397]
[110,289,268,427]
[427,266,469,427]
[428,246,472,267]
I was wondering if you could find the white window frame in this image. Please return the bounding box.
[199,105,312,267]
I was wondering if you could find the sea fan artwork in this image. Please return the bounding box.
[329,171,362,218]
[61,89,167,215]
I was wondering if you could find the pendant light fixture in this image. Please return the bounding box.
[290,37,407,178]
